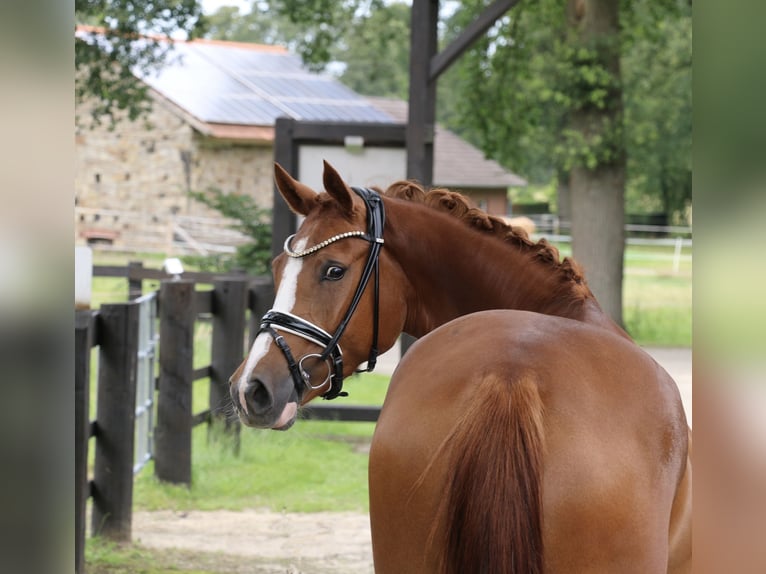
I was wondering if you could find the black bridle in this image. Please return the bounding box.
[258,187,385,400]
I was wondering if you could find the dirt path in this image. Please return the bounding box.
[132,509,374,574]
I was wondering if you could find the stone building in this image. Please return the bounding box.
[75,31,525,254]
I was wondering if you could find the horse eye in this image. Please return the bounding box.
[323,265,346,281]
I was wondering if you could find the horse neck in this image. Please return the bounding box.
[384,200,626,339]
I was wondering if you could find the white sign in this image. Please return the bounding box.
[298,145,407,191]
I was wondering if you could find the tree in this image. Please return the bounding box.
[203,3,303,47]
[437,0,690,324]
[622,2,691,221]
[268,0,387,71]
[75,0,205,125]
[438,0,567,186]
[565,0,626,324]
[334,1,411,100]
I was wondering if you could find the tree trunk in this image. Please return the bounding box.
[570,164,624,323]
[556,166,571,228]
[567,0,626,326]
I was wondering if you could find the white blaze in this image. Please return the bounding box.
[237,238,307,412]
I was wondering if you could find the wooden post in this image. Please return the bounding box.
[209,278,248,446]
[91,302,139,541]
[404,0,519,357]
[407,0,439,187]
[75,310,95,572]
[273,117,299,260]
[127,261,144,300]
[155,280,195,485]
[402,0,440,358]
[248,277,275,347]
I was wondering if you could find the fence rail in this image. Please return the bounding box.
[75,269,273,574]
[524,214,693,237]
[76,264,391,573]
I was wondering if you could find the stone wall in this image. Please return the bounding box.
[75,94,274,253]
[191,141,274,210]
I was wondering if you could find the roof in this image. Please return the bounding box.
[76,26,395,132]
[142,40,394,126]
[76,27,525,187]
[366,97,526,188]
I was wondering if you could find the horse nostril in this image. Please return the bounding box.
[247,378,273,415]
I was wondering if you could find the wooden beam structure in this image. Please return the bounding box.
[430,0,522,81]
[403,0,521,354]
[406,0,522,187]
[406,0,439,186]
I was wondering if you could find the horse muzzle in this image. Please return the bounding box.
[230,373,300,430]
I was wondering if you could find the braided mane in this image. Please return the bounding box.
[382,180,588,289]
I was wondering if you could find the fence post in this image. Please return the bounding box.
[127,261,144,300]
[75,310,95,573]
[91,302,139,541]
[210,278,248,439]
[248,276,274,346]
[155,280,195,485]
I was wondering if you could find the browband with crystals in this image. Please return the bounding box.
[283,230,382,258]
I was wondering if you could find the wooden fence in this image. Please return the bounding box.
[75,265,384,574]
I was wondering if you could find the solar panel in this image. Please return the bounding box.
[135,39,395,126]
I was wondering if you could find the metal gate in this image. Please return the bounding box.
[134,291,157,474]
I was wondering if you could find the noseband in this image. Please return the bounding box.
[259,187,385,400]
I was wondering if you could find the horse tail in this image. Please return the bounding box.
[435,373,545,574]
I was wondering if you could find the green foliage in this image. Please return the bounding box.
[185,189,272,276]
[75,0,205,127]
[441,0,626,177]
[510,181,557,211]
[622,1,692,221]
[437,1,690,219]
[333,1,411,99]
[438,0,569,184]
[267,0,387,71]
[203,2,302,46]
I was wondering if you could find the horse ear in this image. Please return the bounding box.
[322,160,354,217]
[274,162,319,216]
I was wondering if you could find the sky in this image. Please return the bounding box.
[200,0,253,14]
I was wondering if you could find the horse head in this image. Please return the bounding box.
[229,161,407,430]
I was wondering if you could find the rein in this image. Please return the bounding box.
[258,187,385,400]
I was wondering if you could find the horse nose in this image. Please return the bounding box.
[244,378,274,416]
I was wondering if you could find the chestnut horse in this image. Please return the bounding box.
[229,162,691,573]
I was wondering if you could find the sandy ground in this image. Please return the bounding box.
[132,346,691,572]
[132,509,374,574]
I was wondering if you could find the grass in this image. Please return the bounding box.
[624,273,691,346]
[133,371,389,514]
[85,537,247,574]
[547,241,691,346]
